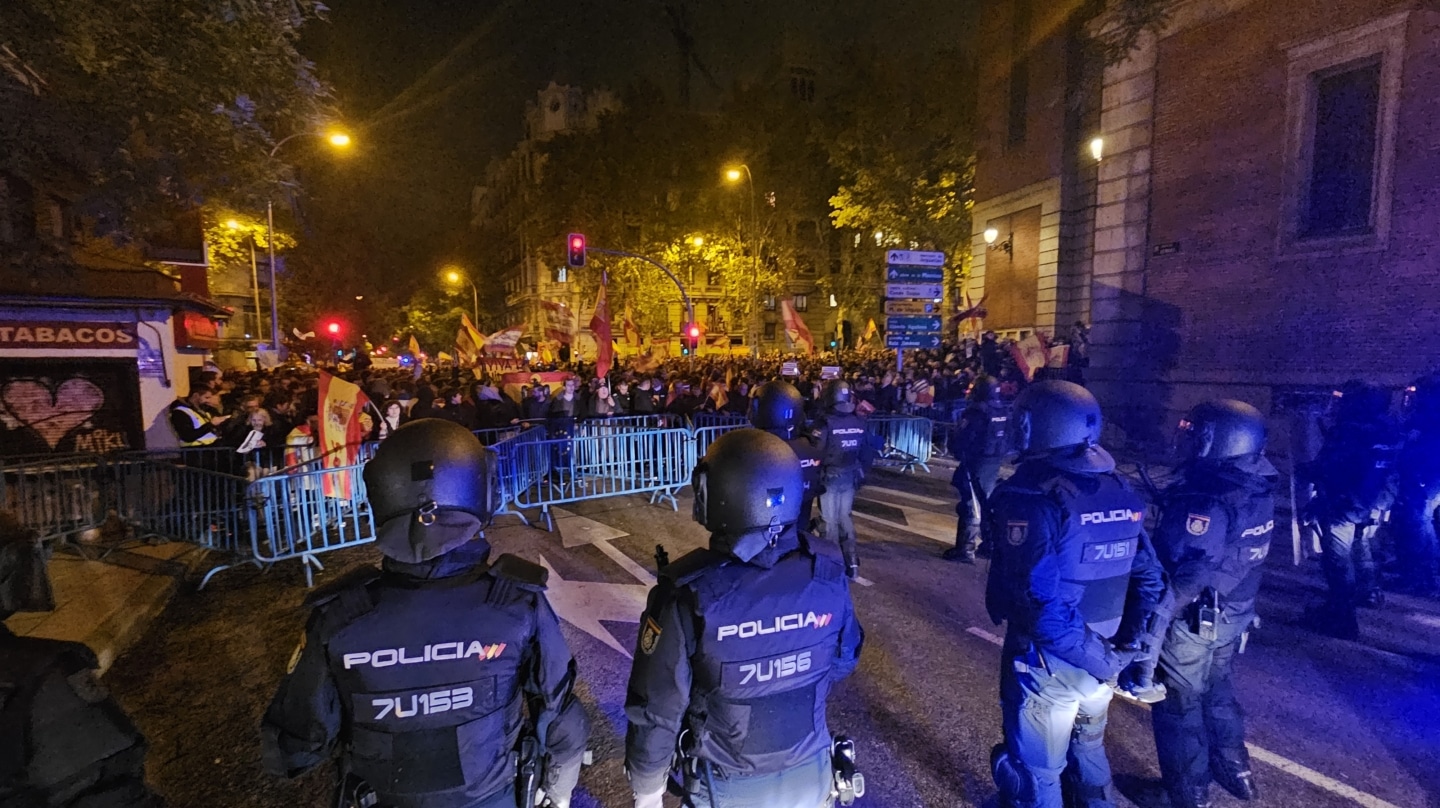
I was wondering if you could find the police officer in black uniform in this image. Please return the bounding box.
[625,429,864,808]
[0,510,165,808]
[1298,380,1401,639]
[813,380,872,578]
[751,381,824,531]
[1151,401,1277,808]
[944,375,1012,563]
[261,419,589,808]
[1391,373,1440,597]
[985,381,1168,808]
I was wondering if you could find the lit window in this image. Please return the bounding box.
[793,294,808,311]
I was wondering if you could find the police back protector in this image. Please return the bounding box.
[994,469,1146,639]
[318,563,542,807]
[673,536,851,776]
[820,414,867,476]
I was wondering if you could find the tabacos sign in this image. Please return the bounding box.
[0,321,137,349]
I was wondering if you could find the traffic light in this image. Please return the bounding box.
[326,321,342,337]
[684,322,703,354]
[567,233,586,268]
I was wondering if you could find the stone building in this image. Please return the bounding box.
[970,0,1440,443]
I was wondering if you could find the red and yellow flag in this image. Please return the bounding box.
[780,297,815,355]
[590,283,614,379]
[317,372,371,497]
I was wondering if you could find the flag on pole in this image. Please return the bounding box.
[623,303,641,347]
[484,324,525,354]
[456,325,478,363]
[317,372,370,498]
[861,318,878,345]
[437,351,454,363]
[780,297,815,355]
[408,335,421,357]
[589,283,614,379]
[460,313,486,352]
[1010,332,1051,381]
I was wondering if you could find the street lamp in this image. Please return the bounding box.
[724,163,760,355]
[227,219,265,344]
[261,127,353,349]
[442,267,480,323]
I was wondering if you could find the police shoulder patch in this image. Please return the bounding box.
[1186,514,1212,536]
[639,616,663,655]
[1006,521,1029,545]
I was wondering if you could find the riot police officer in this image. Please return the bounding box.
[814,380,872,578]
[944,375,1012,563]
[1391,373,1440,596]
[751,381,824,531]
[1298,380,1401,639]
[985,381,1168,808]
[625,429,864,808]
[1151,401,1277,808]
[0,510,165,807]
[261,419,589,808]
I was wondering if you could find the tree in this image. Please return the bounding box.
[0,0,335,236]
[822,47,976,316]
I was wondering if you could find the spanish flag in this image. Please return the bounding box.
[317,372,370,497]
[861,318,878,345]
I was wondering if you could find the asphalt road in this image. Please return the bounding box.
[106,464,1440,808]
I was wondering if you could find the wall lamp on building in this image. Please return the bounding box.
[984,226,1013,255]
[1090,136,1104,162]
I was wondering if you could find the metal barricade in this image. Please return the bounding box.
[488,426,548,525]
[111,457,255,587]
[691,422,748,463]
[692,412,750,430]
[505,427,693,530]
[867,415,934,473]
[246,463,374,588]
[0,454,111,542]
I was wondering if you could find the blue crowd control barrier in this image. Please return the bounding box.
[691,422,749,464]
[111,457,257,587]
[245,463,375,589]
[866,415,934,473]
[691,412,750,430]
[498,426,694,531]
[0,453,111,543]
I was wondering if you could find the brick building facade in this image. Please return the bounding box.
[972,0,1440,444]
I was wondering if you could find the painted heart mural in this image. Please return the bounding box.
[0,362,144,455]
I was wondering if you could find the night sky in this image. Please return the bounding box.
[299,0,973,280]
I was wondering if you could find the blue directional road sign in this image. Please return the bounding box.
[885,250,945,267]
[886,316,943,332]
[885,283,943,299]
[886,265,944,282]
[886,333,943,349]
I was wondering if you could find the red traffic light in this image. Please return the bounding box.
[567,233,587,268]
[326,321,341,336]
[687,324,701,339]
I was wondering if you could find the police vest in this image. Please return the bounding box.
[316,561,543,806]
[964,401,1011,460]
[1036,472,1146,639]
[671,536,850,777]
[1182,478,1276,612]
[171,402,218,446]
[820,413,867,473]
[788,435,824,506]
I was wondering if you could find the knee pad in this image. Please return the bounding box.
[992,744,1040,808]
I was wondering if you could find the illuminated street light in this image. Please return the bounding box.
[725,168,743,182]
[328,131,353,149]
[226,219,242,230]
[691,236,705,247]
[984,227,999,245]
[442,266,480,323]
[1090,137,1105,162]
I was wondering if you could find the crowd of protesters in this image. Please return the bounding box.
[167,327,1090,477]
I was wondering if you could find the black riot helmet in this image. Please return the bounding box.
[1011,380,1112,472]
[0,510,55,616]
[363,418,497,563]
[1178,400,1267,461]
[692,428,803,562]
[970,375,1001,403]
[750,381,805,439]
[1333,380,1390,425]
[824,379,856,414]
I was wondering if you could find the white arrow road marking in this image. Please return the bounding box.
[964,625,1406,808]
[854,505,955,545]
[552,506,631,548]
[540,554,649,658]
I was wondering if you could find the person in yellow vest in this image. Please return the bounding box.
[167,385,229,447]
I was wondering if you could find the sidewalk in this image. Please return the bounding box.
[3,540,199,674]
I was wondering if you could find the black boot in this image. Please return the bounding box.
[1167,783,1213,808]
[942,546,976,563]
[1213,768,1258,801]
